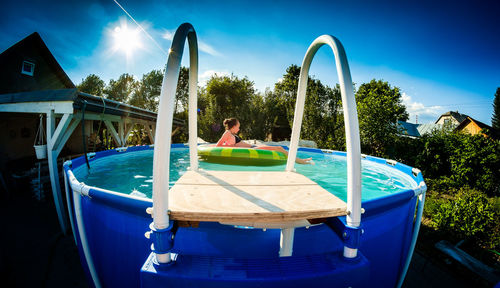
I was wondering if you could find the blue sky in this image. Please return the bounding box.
[1,0,499,124]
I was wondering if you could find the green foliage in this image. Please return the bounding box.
[424,188,499,249]
[414,129,456,180]
[175,67,190,113]
[492,87,500,130]
[406,130,500,197]
[104,73,138,103]
[77,74,105,96]
[197,74,266,142]
[355,79,408,156]
[129,70,163,111]
[267,65,345,149]
[449,132,500,196]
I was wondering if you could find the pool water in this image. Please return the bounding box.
[73,148,417,202]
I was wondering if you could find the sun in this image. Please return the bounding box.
[112,23,142,57]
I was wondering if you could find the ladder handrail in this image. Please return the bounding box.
[152,22,198,264]
[285,35,362,258]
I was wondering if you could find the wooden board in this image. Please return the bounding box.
[168,170,347,224]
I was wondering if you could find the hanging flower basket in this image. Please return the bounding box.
[34,114,47,159]
[34,144,47,159]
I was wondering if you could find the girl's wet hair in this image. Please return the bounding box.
[223,118,239,130]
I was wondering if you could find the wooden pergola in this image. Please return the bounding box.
[0,88,183,233]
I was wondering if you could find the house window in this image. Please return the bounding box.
[21,60,35,76]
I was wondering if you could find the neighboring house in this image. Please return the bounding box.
[435,111,469,127]
[454,116,493,136]
[0,32,75,94]
[399,113,494,138]
[397,121,441,138]
[0,32,181,234]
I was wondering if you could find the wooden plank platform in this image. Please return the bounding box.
[168,170,347,224]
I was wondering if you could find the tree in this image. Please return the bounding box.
[77,74,105,96]
[198,74,265,142]
[104,73,138,103]
[130,70,163,111]
[172,67,197,143]
[267,64,344,148]
[355,79,408,156]
[492,87,500,130]
[175,67,190,113]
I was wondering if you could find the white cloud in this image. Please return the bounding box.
[162,29,174,41]
[402,92,443,123]
[198,41,221,57]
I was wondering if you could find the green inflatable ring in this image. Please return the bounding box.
[197,145,287,166]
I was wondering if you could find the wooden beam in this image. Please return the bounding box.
[124,121,136,145]
[48,113,73,152]
[81,112,121,122]
[104,120,121,147]
[118,120,125,146]
[0,101,74,114]
[55,117,81,156]
[145,124,154,144]
[151,123,156,142]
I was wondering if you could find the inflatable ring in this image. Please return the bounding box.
[197,145,287,166]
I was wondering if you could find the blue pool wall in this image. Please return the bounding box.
[64,145,424,288]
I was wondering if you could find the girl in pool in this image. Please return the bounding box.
[216,118,313,164]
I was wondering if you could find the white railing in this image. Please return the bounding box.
[152,22,198,264]
[286,35,362,258]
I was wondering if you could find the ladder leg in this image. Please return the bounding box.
[279,228,295,257]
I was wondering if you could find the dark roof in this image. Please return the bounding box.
[435,111,469,124]
[0,32,75,93]
[398,121,420,137]
[0,88,187,125]
[455,116,492,131]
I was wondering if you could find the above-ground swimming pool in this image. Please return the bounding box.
[64,22,426,288]
[64,144,426,288]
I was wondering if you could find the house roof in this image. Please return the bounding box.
[0,88,167,123]
[435,111,469,124]
[455,116,492,132]
[417,123,441,135]
[0,33,184,126]
[398,121,442,137]
[0,32,75,91]
[398,121,420,137]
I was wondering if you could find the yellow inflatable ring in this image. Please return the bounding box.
[197,145,287,166]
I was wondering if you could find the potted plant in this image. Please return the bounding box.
[34,114,47,159]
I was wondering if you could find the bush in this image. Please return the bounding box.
[425,188,499,249]
[395,130,500,197]
[449,133,500,197]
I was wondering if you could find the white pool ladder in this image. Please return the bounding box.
[151,23,199,264]
[151,23,362,263]
[286,35,362,258]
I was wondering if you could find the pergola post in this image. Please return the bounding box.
[145,123,154,144]
[46,110,78,234]
[123,120,136,146]
[104,120,122,147]
[118,120,125,147]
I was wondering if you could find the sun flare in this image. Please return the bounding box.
[112,23,141,56]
